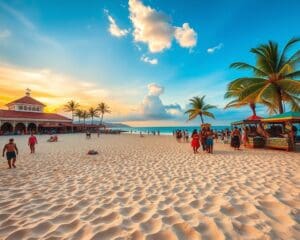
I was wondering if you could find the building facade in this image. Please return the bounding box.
[0,90,72,135]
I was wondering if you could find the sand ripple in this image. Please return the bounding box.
[0,134,299,239]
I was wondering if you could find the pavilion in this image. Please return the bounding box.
[0,90,72,135]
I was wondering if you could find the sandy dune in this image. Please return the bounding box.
[0,134,299,240]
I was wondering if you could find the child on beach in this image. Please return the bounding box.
[28,133,38,153]
[2,138,18,169]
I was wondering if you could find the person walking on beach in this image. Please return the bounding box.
[205,127,214,154]
[2,138,18,169]
[242,126,249,147]
[200,127,207,151]
[28,133,38,153]
[191,129,200,154]
[185,130,189,142]
[231,127,241,150]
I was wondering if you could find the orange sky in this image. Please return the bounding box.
[0,64,133,116]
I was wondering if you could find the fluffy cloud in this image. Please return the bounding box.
[147,83,164,96]
[139,83,182,120]
[174,23,197,48]
[105,10,129,37]
[128,0,197,53]
[207,43,223,54]
[140,55,158,65]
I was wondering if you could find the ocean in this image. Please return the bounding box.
[112,126,231,135]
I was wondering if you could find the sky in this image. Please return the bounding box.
[0,0,299,126]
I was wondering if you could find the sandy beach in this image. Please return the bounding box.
[0,133,299,240]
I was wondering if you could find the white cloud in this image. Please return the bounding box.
[148,83,164,96]
[0,29,11,39]
[140,55,158,65]
[137,83,182,120]
[174,23,197,48]
[207,43,223,54]
[105,10,129,37]
[128,0,197,53]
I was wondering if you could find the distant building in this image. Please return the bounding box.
[0,89,72,134]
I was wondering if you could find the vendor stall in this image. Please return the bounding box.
[231,115,265,148]
[261,111,300,151]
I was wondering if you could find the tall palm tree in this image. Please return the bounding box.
[81,110,89,128]
[185,96,216,124]
[97,102,111,126]
[89,107,99,125]
[64,100,79,132]
[75,109,83,123]
[229,38,300,114]
[64,100,80,122]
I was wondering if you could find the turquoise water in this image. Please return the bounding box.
[112,126,231,135]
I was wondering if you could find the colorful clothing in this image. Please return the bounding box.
[191,134,200,148]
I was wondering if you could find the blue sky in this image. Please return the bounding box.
[0,0,299,126]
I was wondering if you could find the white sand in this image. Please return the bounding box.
[0,134,299,240]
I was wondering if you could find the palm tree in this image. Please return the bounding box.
[225,80,278,115]
[89,107,99,125]
[81,110,89,128]
[75,109,83,123]
[64,100,79,132]
[228,38,300,114]
[225,80,257,115]
[97,102,111,126]
[64,100,80,122]
[185,96,216,124]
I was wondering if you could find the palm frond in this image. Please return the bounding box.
[230,62,267,76]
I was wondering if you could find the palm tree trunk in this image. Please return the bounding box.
[71,111,74,133]
[199,114,204,124]
[91,116,93,125]
[276,88,284,114]
[100,114,104,126]
[249,103,256,116]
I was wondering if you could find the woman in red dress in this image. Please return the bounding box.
[191,129,200,154]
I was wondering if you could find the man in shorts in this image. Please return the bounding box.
[2,138,18,169]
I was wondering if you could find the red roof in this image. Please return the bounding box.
[6,96,46,107]
[0,110,71,121]
[247,115,263,121]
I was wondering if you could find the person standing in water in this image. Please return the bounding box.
[28,133,38,153]
[2,138,18,169]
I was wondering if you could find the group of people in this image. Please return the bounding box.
[2,133,38,169]
[174,130,189,142]
[191,127,215,154]
[174,127,247,154]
